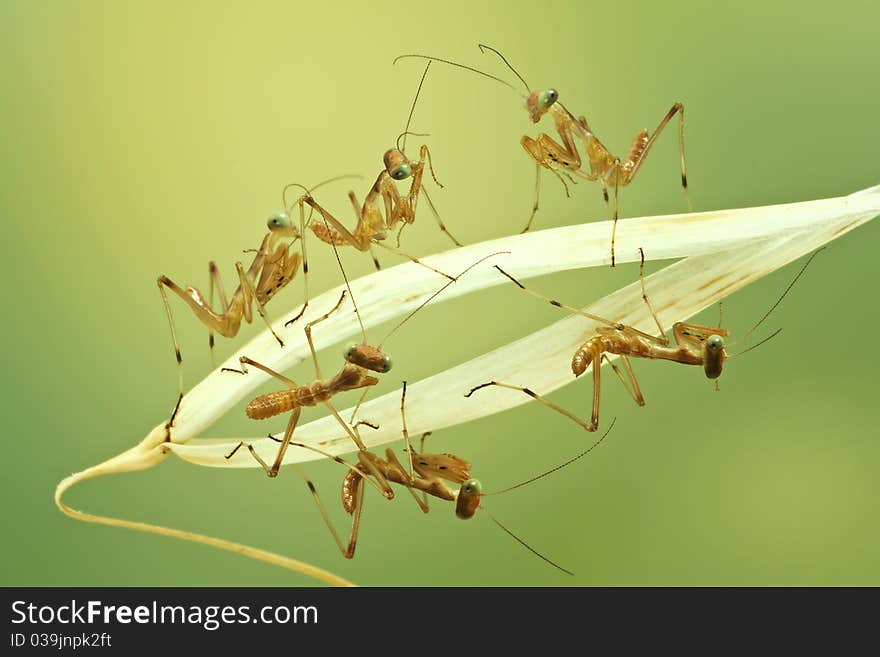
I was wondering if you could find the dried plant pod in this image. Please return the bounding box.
[55,183,880,582]
[169,184,880,463]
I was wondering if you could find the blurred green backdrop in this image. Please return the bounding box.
[1,0,878,586]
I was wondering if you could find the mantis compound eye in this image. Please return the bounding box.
[267,212,292,230]
[538,88,559,109]
[462,479,482,495]
[389,163,413,180]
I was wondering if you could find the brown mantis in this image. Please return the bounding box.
[223,250,508,478]
[290,61,463,306]
[266,381,616,571]
[156,176,357,424]
[394,46,691,266]
[466,249,820,432]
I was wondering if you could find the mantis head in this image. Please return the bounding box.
[344,343,392,374]
[702,334,728,380]
[383,148,413,181]
[455,479,482,519]
[525,88,559,123]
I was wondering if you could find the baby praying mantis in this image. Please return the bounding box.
[223,250,508,478]
[294,61,463,294]
[273,381,617,572]
[157,176,356,424]
[466,249,820,432]
[394,46,691,266]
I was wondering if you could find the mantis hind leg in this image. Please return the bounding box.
[621,102,692,210]
[207,261,230,369]
[284,201,311,327]
[464,381,598,432]
[234,262,284,348]
[602,355,645,407]
[157,272,232,425]
[399,381,415,480]
[522,162,542,234]
[420,185,462,247]
[292,462,364,559]
[609,163,621,267]
[637,247,669,341]
[156,277,186,419]
[222,411,299,479]
[372,241,456,281]
[414,145,461,246]
[303,290,347,380]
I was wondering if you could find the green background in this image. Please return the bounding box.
[2,1,878,586]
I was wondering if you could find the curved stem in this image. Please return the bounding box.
[55,425,354,587]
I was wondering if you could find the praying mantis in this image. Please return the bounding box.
[466,249,819,432]
[394,46,691,266]
[249,381,616,572]
[223,251,508,477]
[156,177,355,424]
[287,61,464,317]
